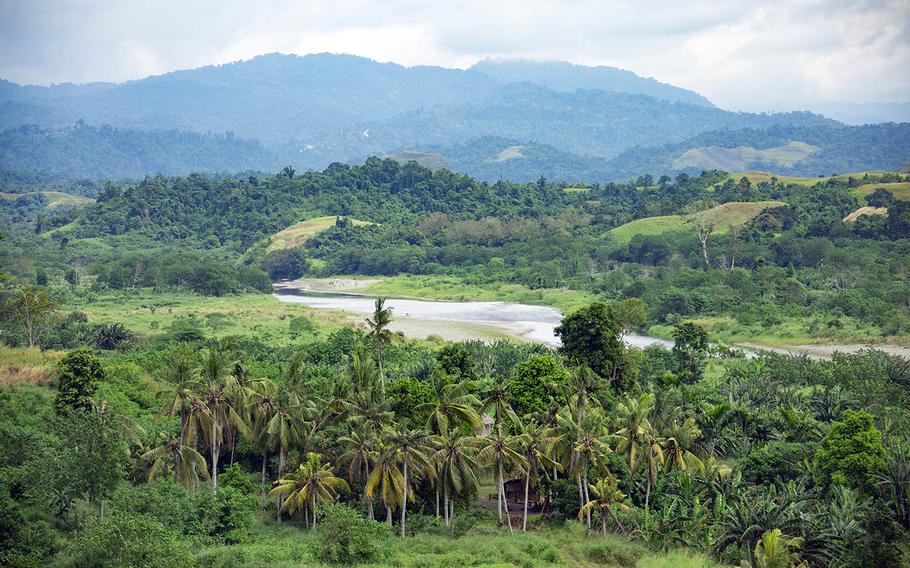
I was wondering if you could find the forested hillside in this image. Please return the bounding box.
[5,53,905,182]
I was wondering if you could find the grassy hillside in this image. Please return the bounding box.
[267,216,375,253]
[380,151,451,171]
[851,181,910,202]
[608,201,784,244]
[732,170,898,185]
[673,141,819,170]
[0,190,94,207]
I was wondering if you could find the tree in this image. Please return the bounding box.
[508,354,569,417]
[365,444,404,526]
[554,302,627,386]
[614,298,646,337]
[865,188,894,208]
[4,284,56,348]
[54,348,104,414]
[366,298,393,390]
[478,424,528,533]
[339,425,379,520]
[672,322,709,382]
[316,504,391,565]
[578,475,632,536]
[418,372,482,436]
[663,418,705,476]
[814,410,886,495]
[137,431,210,490]
[515,422,558,532]
[388,424,434,537]
[693,220,714,270]
[433,431,482,528]
[269,453,350,529]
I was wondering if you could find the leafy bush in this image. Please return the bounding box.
[315,503,391,565]
[738,441,813,484]
[64,512,193,568]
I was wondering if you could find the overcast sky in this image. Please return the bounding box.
[1,0,908,113]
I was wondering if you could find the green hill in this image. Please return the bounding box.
[0,190,93,207]
[672,141,819,171]
[608,201,784,244]
[266,216,375,253]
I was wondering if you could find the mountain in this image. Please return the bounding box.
[470,58,714,107]
[0,52,905,182]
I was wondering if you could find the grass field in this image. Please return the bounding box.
[195,520,722,568]
[673,141,819,171]
[563,186,591,193]
[494,145,526,162]
[362,274,594,313]
[607,201,784,244]
[267,216,374,253]
[0,191,94,207]
[63,291,349,345]
[732,170,898,186]
[851,181,910,202]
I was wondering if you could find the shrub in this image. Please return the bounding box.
[64,512,193,568]
[315,503,391,565]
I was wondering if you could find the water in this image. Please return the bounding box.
[272,285,673,349]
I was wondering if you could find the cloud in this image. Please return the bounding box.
[0,0,907,111]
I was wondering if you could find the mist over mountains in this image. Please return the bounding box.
[0,52,907,182]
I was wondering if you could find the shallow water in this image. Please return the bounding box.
[272,286,673,349]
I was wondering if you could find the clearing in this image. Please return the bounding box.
[266,216,374,253]
[493,145,526,162]
[0,191,94,208]
[607,201,784,244]
[673,141,819,171]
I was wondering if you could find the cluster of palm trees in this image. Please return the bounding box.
[136,327,733,539]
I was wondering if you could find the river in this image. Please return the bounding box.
[272,285,673,349]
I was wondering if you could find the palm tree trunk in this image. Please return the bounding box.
[583,469,591,529]
[365,461,374,520]
[229,428,236,466]
[312,495,317,527]
[386,504,392,526]
[377,337,385,392]
[601,510,607,536]
[260,453,267,504]
[645,475,651,510]
[400,460,408,538]
[500,460,514,535]
[277,445,286,523]
[435,485,440,518]
[522,470,530,532]
[576,473,585,524]
[443,487,450,527]
[496,458,503,523]
[210,422,219,494]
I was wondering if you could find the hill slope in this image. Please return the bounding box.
[608,201,785,244]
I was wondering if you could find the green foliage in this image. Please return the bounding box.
[555,301,627,387]
[435,343,478,381]
[315,503,392,565]
[508,354,569,416]
[813,410,886,495]
[672,322,710,382]
[64,512,194,568]
[54,348,104,413]
[738,442,814,484]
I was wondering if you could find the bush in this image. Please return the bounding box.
[738,441,813,484]
[315,503,391,565]
[64,512,193,568]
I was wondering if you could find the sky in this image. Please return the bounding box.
[1,0,908,114]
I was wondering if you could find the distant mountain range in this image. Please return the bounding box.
[0,53,907,182]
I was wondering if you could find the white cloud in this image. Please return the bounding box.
[0,0,907,111]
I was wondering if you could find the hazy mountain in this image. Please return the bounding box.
[470,58,714,107]
[0,52,905,181]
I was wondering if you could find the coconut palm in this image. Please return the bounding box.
[366,444,404,526]
[155,346,200,448]
[478,424,528,534]
[137,431,209,490]
[578,475,632,536]
[515,422,559,532]
[481,380,520,429]
[565,366,600,425]
[269,452,350,529]
[573,411,613,527]
[433,431,483,527]
[366,298,393,390]
[388,423,435,537]
[663,417,705,476]
[418,372,482,436]
[612,393,656,473]
[641,432,665,509]
[339,425,378,519]
[256,383,310,520]
[195,343,250,493]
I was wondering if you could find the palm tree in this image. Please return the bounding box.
[339,425,378,519]
[137,431,209,490]
[155,346,200,448]
[478,424,528,534]
[366,298,393,390]
[388,423,435,537]
[573,411,612,528]
[258,383,310,521]
[366,444,404,526]
[578,475,632,536]
[640,432,665,509]
[481,380,520,429]
[433,431,482,528]
[565,366,600,426]
[612,393,655,473]
[196,343,250,493]
[515,422,559,532]
[663,417,705,476]
[269,453,350,529]
[418,373,482,436]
